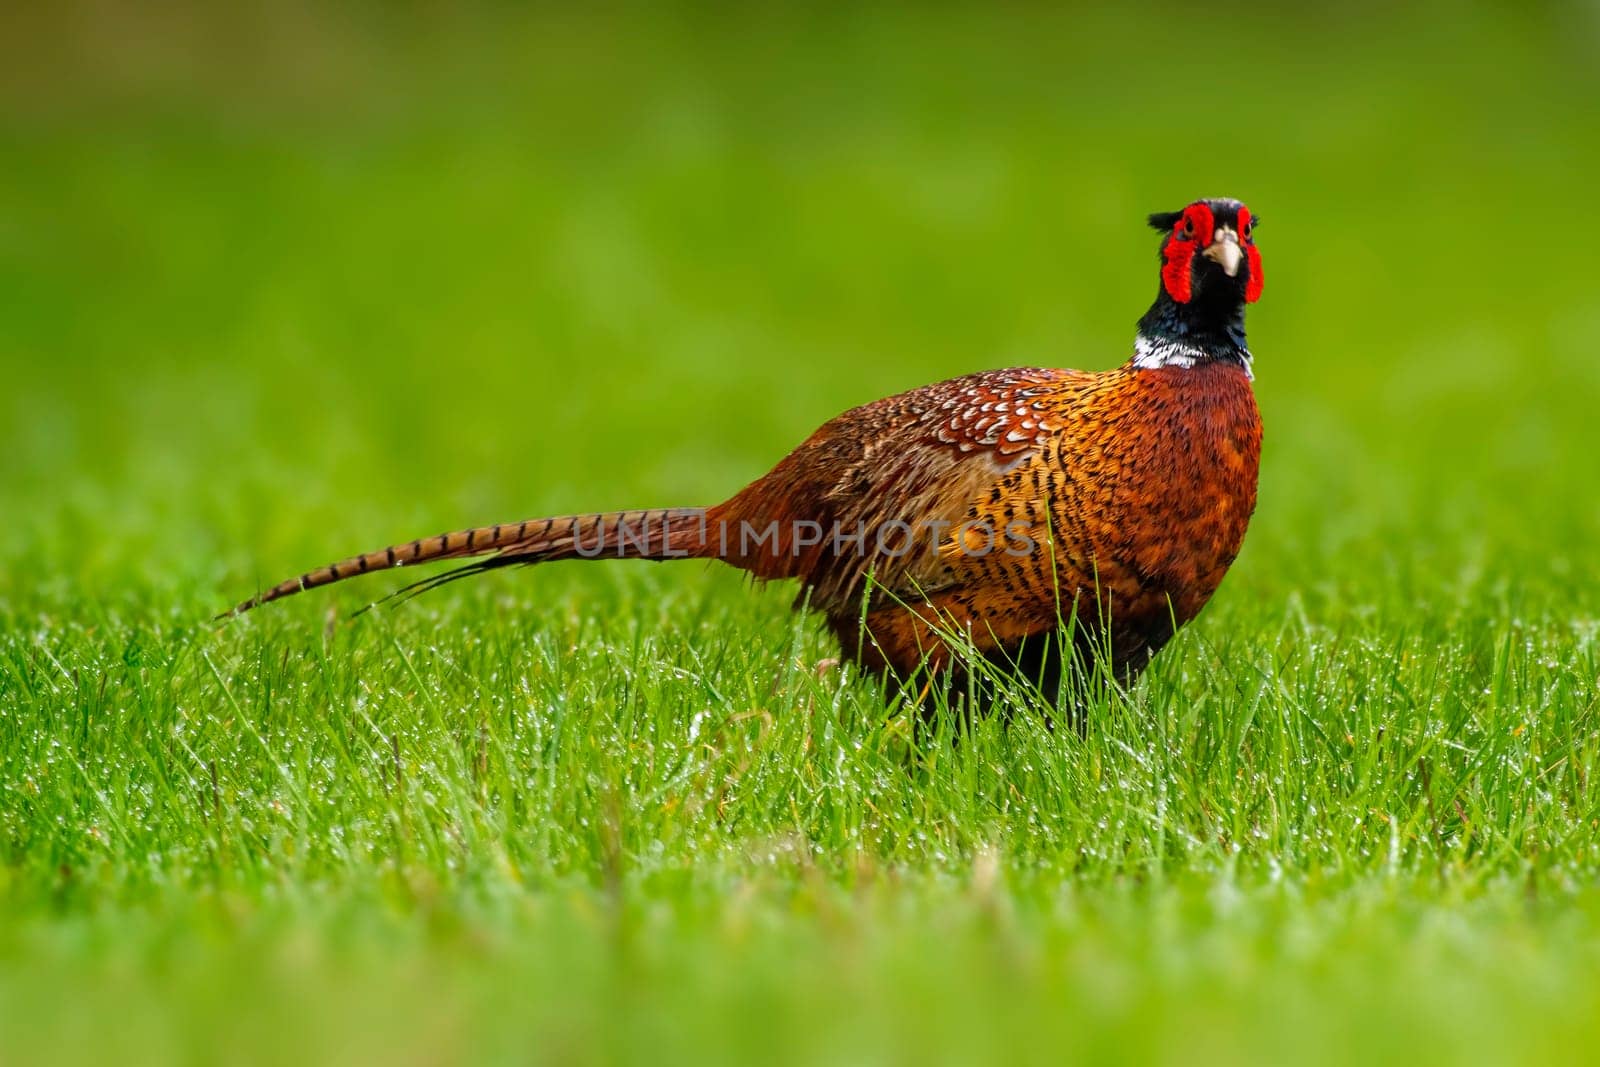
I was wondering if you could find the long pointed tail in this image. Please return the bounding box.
[222,507,712,617]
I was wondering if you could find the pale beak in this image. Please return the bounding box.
[1202,227,1243,277]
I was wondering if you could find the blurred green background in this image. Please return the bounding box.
[5,1,1597,606]
[4,3,1600,1065]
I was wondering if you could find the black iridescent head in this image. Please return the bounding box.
[1131,198,1263,367]
[1147,198,1263,309]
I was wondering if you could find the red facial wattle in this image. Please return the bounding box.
[1160,203,1215,304]
[1237,205,1264,304]
[1163,201,1262,304]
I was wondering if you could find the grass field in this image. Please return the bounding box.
[4,4,1600,1064]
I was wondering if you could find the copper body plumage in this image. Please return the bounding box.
[228,197,1265,707]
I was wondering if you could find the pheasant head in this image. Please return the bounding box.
[1135,197,1263,373]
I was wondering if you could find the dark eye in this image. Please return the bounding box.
[1181,217,1195,239]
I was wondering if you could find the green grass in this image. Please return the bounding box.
[5,4,1600,1064]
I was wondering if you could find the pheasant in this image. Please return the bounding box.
[227,197,1264,707]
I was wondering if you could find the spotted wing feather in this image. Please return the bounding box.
[711,367,1090,612]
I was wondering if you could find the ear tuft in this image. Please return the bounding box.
[1147,211,1183,232]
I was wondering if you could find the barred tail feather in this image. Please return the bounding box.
[222,507,711,617]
